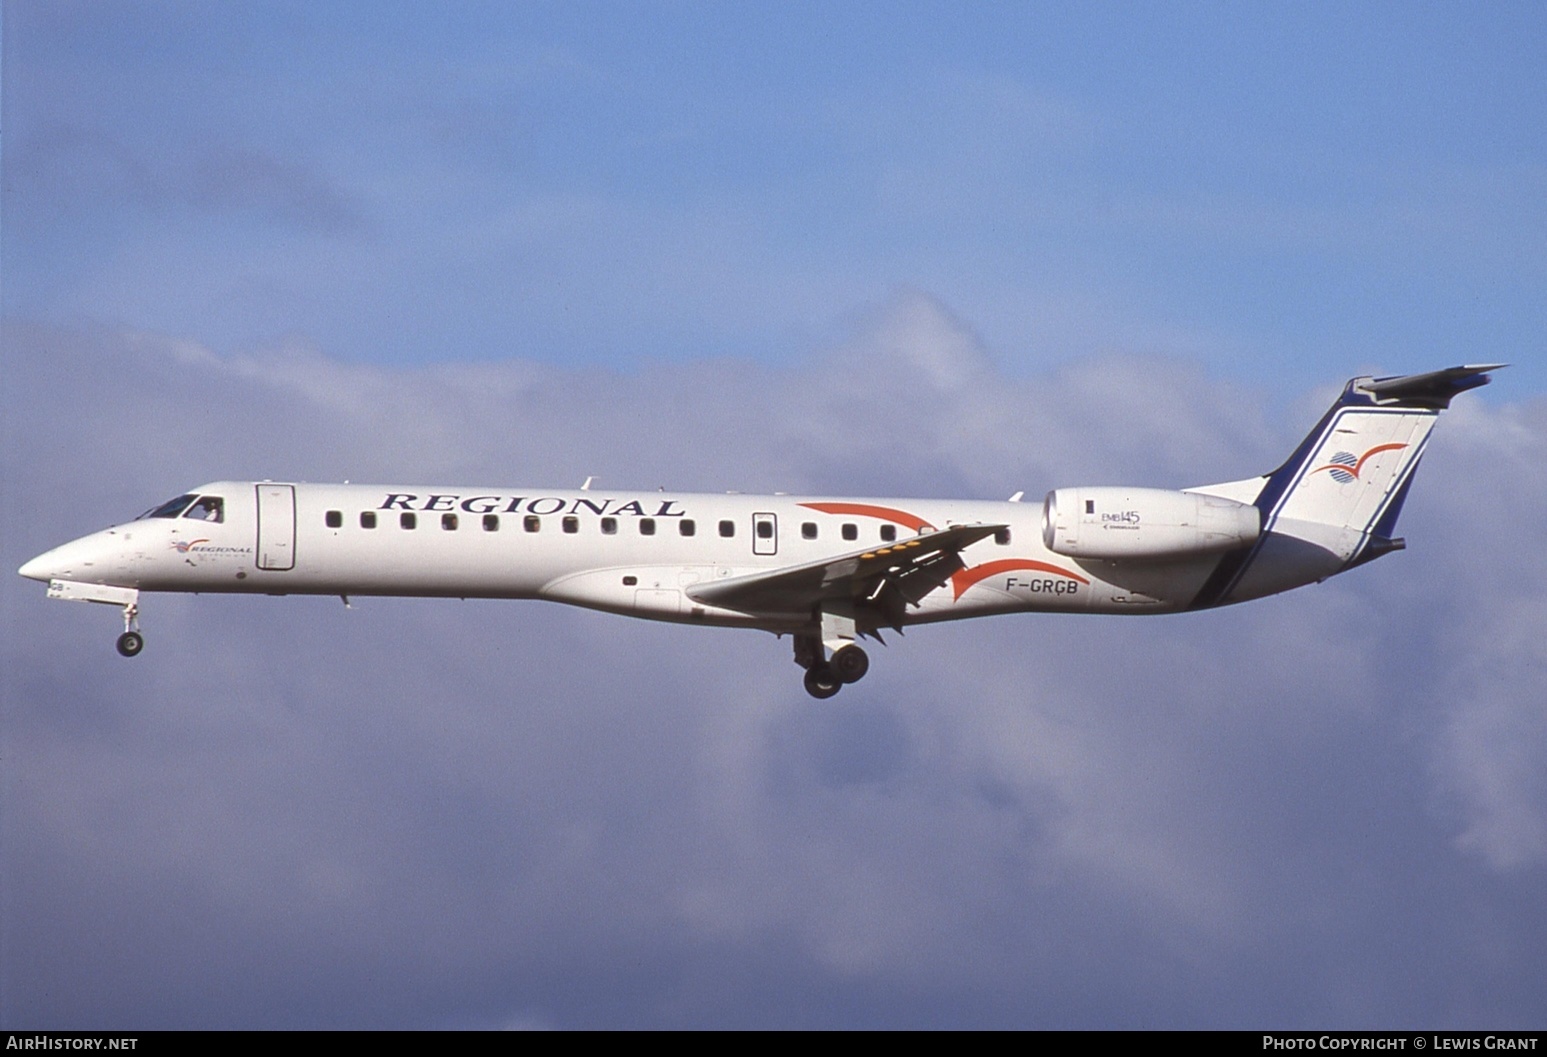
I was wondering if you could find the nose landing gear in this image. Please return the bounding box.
[116,600,143,657]
[40,580,145,658]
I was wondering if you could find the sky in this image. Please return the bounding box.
[3,1,1545,1030]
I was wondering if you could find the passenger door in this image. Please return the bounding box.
[255,484,296,571]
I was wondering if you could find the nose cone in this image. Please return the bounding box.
[19,548,65,582]
[19,531,120,583]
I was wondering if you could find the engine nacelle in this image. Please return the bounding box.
[1041,487,1260,561]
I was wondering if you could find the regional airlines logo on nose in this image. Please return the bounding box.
[1311,443,1407,484]
[170,540,251,555]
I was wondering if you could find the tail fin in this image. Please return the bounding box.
[1190,364,1503,607]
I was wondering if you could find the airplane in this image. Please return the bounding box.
[18,364,1502,698]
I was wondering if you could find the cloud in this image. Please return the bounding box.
[3,305,1544,1028]
[1401,398,1547,871]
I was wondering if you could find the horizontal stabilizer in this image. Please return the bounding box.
[1360,364,1506,409]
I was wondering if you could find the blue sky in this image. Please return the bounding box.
[4,1,1545,1030]
[8,2,1544,382]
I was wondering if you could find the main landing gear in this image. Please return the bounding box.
[793,612,872,699]
[800,644,869,699]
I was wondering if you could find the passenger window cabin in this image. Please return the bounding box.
[483,514,499,532]
[719,520,735,538]
[640,518,656,536]
[562,516,579,534]
[360,511,377,529]
[801,522,817,540]
[601,517,618,535]
[995,528,1011,545]
[401,512,417,530]
[680,519,695,537]
[325,510,342,529]
[842,523,857,541]
[442,513,458,530]
[880,524,896,542]
[524,515,541,533]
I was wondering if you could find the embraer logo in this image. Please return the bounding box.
[379,494,688,517]
[1311,443,1407,484]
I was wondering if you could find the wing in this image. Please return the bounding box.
[686,522,1007,625]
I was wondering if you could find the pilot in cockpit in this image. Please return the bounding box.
[186,496,224,523]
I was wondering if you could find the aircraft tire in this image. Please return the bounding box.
[804,664,841,699]
[116,631,144,657]
[831,644,869,684]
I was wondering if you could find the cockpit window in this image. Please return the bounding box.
[184,496,224,523]
[139,494,198,519]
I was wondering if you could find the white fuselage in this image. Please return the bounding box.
[21,481,1233,632]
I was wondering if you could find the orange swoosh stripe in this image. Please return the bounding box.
[1312,442,1407,479]
[1354,442,1408,476]
[798,502,934,532]
[952,559,1089,601]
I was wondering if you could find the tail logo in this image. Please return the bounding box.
[1311,443,1407,484]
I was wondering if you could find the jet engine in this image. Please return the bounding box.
[1041,487,1259,560]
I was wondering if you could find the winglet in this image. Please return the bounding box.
[1359,364,1507,410]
